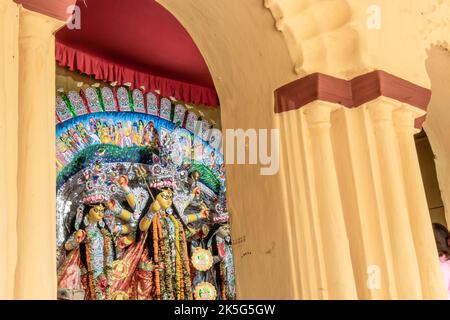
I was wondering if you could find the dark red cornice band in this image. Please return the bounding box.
[274,70,431,128]
[15,0,76,21]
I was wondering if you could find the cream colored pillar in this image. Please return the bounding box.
[367,99,423,299]
[394,107,448,299]
[0,0,19,300]
[276,95,446,300]
[276,96,446,300]
[276,109,329,299]
[276,110,307,299]
[303,102,358,299]
[297,110,329,300]
[331,106,396,300]
[15,7,62,299]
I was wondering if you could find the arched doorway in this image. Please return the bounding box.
[54,0,236,301]
[8,0,298,300]
[5,0,450,300]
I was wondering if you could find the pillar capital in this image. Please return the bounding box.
[19,6,63,45]
[393,106,427,134]
[274,70,431,131]
[303,102,340,129]
[366,98,401,126]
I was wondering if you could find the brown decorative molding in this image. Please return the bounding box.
[15,0,76,21]
[275,70,432,121]
[415,115,427,130]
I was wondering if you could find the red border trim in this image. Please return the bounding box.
[56,42,219,107]
[15,0,75,21]
[274,71,431,128]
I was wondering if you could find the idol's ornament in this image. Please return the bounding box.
[56,86,235,300]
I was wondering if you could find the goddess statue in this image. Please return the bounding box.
[183,186,235,300]
[110,182,200,300]
[57,162,149,300]
[57,123,236,300]
[206,223,236,300]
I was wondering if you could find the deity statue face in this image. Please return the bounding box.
[118,175,128,187]
[156,189,173,210]
[192,170,201,182]
[217,225,231,239]
[201,224,210,238]
[88,204,105,223]
[101,127,108,135]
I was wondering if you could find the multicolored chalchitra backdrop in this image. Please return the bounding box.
[55,86,235,301]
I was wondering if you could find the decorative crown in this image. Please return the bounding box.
[148,160,178,190]
[80,159,118,205]
[213,188,229,223]
[146,130,189,191]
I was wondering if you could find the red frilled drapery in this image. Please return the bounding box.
[56,42,219,107]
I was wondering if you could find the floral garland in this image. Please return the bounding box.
[169,215,182,300]
[177,221,188,300]
[101,227,113,299]
[165,216,177,296]
[82,226,114,300]
[84,241,96,300]
[160,217,175,300]
[180,223,193,299]
[179,242,185,300]
[152,214,161,299]
[156,215,168,299]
